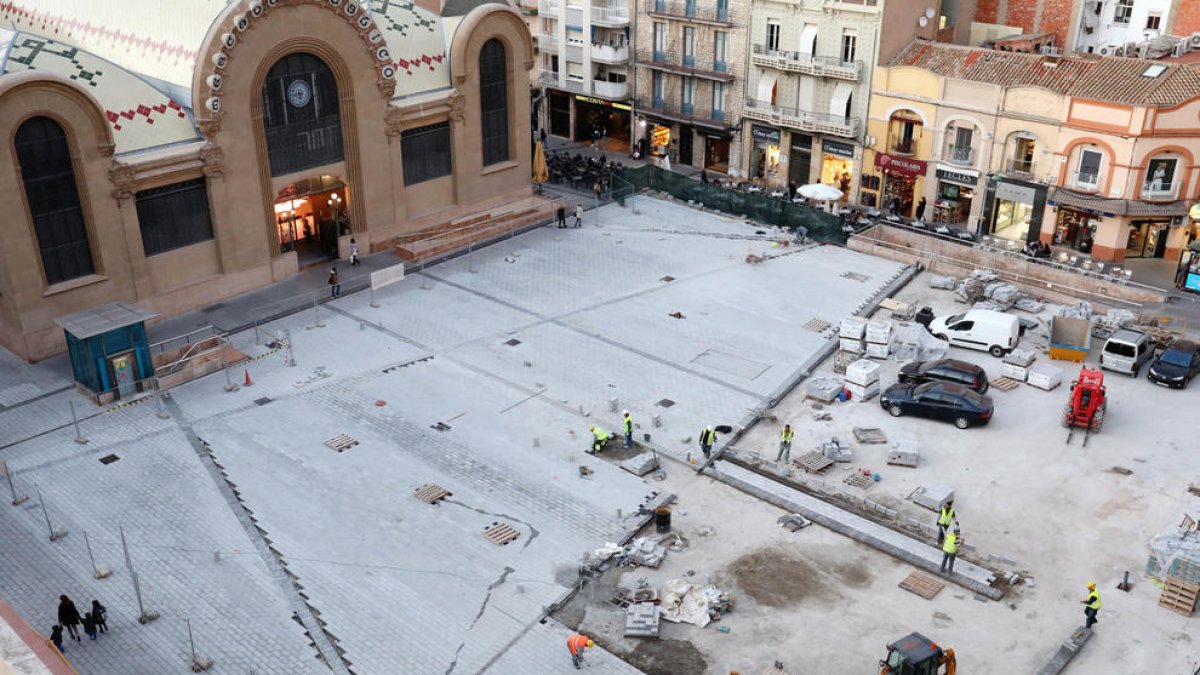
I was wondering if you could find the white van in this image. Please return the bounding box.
[1100,329,1154,377]
[928,309,1020,357]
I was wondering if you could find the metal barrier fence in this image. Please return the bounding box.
[617,165,846,243]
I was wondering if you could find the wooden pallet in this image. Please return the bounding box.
[413,483,452,504]
[483,521,521,546]
[323,434,359,452]
[802,318,831,333]
[899,571,945,600]
[990,377,1021,391]
[843,471,875,491]
[1160,577,1200,616]
[796,450,834,474]
[853,427,888,444]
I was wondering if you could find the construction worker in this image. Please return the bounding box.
[940,525,961,574]
[623,410,634,448]
[776,424,794,462]
[1081,582,1102,629]
[567,632,594,669]
[937,500,956,546]
[699,425,716,460]
[588,425,609,454]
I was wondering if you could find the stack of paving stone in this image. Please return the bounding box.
[820,435,853,463]
[954,271,999,303]
[625,602,661,637]
[844,359,880,401]
[839,317,867,355]
[1002,348,1037,381]
[620,537,667,567]
[806,376,845,403]
[865,320,893,359]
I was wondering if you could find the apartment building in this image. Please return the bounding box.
[538,0,634,150]
[632,0,747,174]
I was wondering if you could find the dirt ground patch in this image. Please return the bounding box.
[727,547,842,607]
[625,639,708,675]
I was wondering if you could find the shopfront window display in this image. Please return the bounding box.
[1054,209,1097,253]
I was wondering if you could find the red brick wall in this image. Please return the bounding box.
[1037,0,1074,51]
[975,0,999,23]
[979,0,1072,51]
[1172,0,1200,37]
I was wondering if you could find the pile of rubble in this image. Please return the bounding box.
[620,577,735,637]
[928,270,1046,313]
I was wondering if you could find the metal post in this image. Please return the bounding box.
[310,299,325,329]
[187,618,196,663]
[70,400,88,445]
[83,531,110,578]
[468,241,478,273]
[420,258,432,290]
[121,526,158,624]
[369,285,379,309]
[38,489,66,541]
[283,329,296,367]
[153,379,169,420]
[1,460,27,506]
[220,350,239,393]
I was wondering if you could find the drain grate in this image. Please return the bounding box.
[505,338,522,346]
[324,434,359,453]
[253,397,272,406]
[414,483,452,504]
[483,521,521,546]
[843,471,874,490]
[841,271,870,282]
[801,318,831,333]
[99,454,120,465]
[656,398,676,408]
[660,275,676,282]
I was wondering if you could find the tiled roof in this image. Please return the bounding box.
[1048,187,1191,217]
[890,40,1200,107]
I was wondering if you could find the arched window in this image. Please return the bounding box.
[479,39,509,166]
[14,116,94,285]
[262,53,343,176]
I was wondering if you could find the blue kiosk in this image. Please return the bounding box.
[54,302,158,401]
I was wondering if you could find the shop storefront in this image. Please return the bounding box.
[933,166,979,226]
[1178,240,1200,292]
[648,123,672,158]
[548,91,572,138]
[704,133,731,173]
[789,133,813,185]
[820,139,856,199]
[1052,206,1099,253]
[573,96,631,151]
[1125,219,1171,258]
[749,125,780,181]
[874,152,926,217]
[983,177,1047,242]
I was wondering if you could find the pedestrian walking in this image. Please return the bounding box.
[623,410,634,448]
[49,625,64,653]
[776,424,794,462]
[592,126,600,149]
[936,499,955,546]
[57,596,81,642]
[556,204,567,228]
[328,267,340,298]
[574,203,583,228]
[916,196,928,223]
[601,125,608,147]
[1081,581,1102,629]
[81,612,98,640]
[889,196,901,217]
[90,600,107,634]
[588,425,609,454]
[539,127,547,145]
[699,425,716,460]
[700,169,709,184]
[940,526,961,574]
[567,632,594,669]
[349,238,360,266]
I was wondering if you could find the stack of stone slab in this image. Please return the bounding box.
[806,375,845,403]
[982,281,1021,310]
[887,434,919,468]
[839,317,868,355]
[1002,348,1038,381]
[928,275,957,290]
[955,271,999,304]
[820,435,853,463]
[620,537,667,567]
[1027,362,1064,391]
[865,320,893,359]
[625,602,661,637]
[844,359,881,401]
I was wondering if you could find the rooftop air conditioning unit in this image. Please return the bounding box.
[1174,41,1190,58]
[1113,44,1127,57]
[1099,45,1113,56]
[1192,32,1200,47]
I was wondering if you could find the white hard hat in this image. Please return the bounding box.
[623,410,629,415]
[707,425,714,431]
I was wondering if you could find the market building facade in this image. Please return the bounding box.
[0,0,536,362]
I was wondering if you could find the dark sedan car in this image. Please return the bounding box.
[898,358,989,393]
[879,382,994,429]
[1147,339,1200,389]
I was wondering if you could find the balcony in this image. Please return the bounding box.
[591,43,629,63]
[1005,158,1033,175]
[750,44,863,81]
[648,0,732,26]
[635,97,733,129]
[593,79,629,98]
[1072,171,1100,191]
[1141,183,1178,200]
[890,137,916,156]
[944,144,975,167]
[539,0,559,12]
[538,33,556,51]
[592,5,630,25]
[635,49,736,82]
[743,98,860,138]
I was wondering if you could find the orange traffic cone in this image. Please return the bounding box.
[243,368,253,387]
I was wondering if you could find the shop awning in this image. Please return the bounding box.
[1125,199,1190,217]
[829,83,853,118]
[756,72,778,104]
[799,25,818,55]
[1049,188,1191,217]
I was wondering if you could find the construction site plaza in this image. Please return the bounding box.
[0,194,1195,675]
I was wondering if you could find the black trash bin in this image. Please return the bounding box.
[915,306,935,328]
[655,506,671,533]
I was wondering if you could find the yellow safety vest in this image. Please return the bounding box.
[942,533,958,555]
[780,428,794,442]
[1087,590,1102,610]
[624,416,633,432]
[938,506,955,527]
[594,428,609,441]
[701,429,714,445]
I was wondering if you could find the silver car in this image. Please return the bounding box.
[1099,329,1154,377]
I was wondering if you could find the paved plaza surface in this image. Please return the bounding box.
[0,197,903,674]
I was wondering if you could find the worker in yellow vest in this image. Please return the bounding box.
[776,424,794,462]
[1081,581,1102,628]
[940,525,961,574]
[623,410,634,448]
[699,425,716,460]
[588,425,609,454]
[937,500,956,546]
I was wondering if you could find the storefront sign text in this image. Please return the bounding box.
[936,167,979,187]
[822,140,855,158]
[751,125,781,145]
[996,181,1038,205]
[874,153,926,177]
[575,95,632,111]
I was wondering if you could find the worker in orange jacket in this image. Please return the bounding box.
[567,632,594,669]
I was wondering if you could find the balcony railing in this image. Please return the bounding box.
[890,138,916,155]
[539,0,559,13]
[636,49,735,81]
[649,0,731,25]
[1141,183,1178,200]
[742,98,861,138]
[593,80,629,98]
[538,33,556,51]
[1073,171,1100,190]
[591,43,629,62]
[750,44,863,81]
[1005,158,1033,175]
[945,144,975,167]
[592,5,630,24]
[540,72,628,99]
[636,97,732,127]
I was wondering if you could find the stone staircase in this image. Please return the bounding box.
[394,196,561,261]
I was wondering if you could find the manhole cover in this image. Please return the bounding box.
[505,339,522,346]
[99,454,120,465]
[841,272,870,282]
[801,318,831,333]
[253,397,272,406]
[660,276,676,282]
[324,434,359,452]
[656,398,675,408]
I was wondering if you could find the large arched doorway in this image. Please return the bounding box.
[273,175,349,266]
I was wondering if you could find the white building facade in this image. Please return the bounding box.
[1075,0,1176,55]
